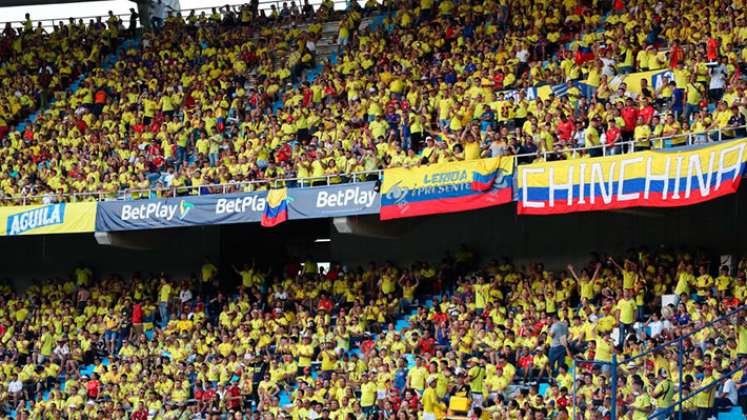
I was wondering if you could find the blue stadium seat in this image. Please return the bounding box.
[539,382,550,397]
[719,407,746,420]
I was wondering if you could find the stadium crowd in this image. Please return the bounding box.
[1,0,747,203]
[0,247,746,419]
[0,12,125,141]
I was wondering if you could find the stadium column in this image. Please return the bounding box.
[611,354,618,419]
[133,0,153,30]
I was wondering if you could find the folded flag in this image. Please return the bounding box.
[261,188,288,227]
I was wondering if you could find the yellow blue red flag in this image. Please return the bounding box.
[380,157,514,220]
[517,139,747,215]
[261,188,288,227]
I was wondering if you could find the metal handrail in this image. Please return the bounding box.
[624,304,746,365]
[0,0,357,30]
[511,124,747,167]
[1,169,384,205]
[2,125,745,206]
[571,304,747,420]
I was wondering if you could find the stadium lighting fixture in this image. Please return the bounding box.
[314,238,331,243]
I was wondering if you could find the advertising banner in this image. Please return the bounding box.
[96,192,267,231]
[96,182,382,231]
[380,157,514,220]
[0,202,96,236]
[287,182,380,220]
[517,139,747,215]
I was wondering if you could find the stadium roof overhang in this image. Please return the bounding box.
[0,0,108,7]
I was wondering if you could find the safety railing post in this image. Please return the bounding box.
[718,127,723,142]
[677,340,684,420]
[572,359,577,420]
[610,354,618,420]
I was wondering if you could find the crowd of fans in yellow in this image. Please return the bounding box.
[1,0,747,204]
[0,247,745,419]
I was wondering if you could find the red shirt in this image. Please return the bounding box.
[201,388,217,401]
[94,90,107,104]
[131,408,148,420]
[417,337,436,354]
[621,106,639,131]
[605,127,621,145]
[318,298,333,312]
[639,105,655,124]
[76,119,88,133]
[227,385,241,410]
[432,312,447,324]
[132,303,143,324]
[406,395,420,410]
[302,88,312,108]
[557,119,575,142]
[669,45,684,68]
[276,143,292,162]
[86,380,100,398]
[519,355,533,368]
[706,38,719,62]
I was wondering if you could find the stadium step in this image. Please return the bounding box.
[16,36,139,133]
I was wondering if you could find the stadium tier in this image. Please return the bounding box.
[0,0,745,204]
[1,246,747,419]
[1,0,747,419]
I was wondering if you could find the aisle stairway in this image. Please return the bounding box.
[16,37,140,133]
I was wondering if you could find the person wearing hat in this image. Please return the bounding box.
[359,371,377,415]
[467,357,485,405]
[629,375,653,419]
[584,117,602,157]
[422,375,445,420]
[714,363,738,412]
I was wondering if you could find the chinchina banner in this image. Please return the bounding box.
[380,157,514,220]
[0,202,96,236]
[517,139,747,215]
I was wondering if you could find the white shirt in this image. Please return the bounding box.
[516,49,530,63]
[648,320,664,338]
[179,288,193,303]
[600,58,617,78]
[722,378,738,405]
[709,64,727,90]
[8,380,22,393]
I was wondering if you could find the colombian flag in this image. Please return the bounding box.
[261,188,288,227]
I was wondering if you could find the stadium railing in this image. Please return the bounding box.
[0,0,357,30]
[571,304,747,420]
[3,124,745,206]
[512,124,747,163]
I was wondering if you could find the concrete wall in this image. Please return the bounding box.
[330,189,747,269]
[0,227,221,289]
[2,189,745,288]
